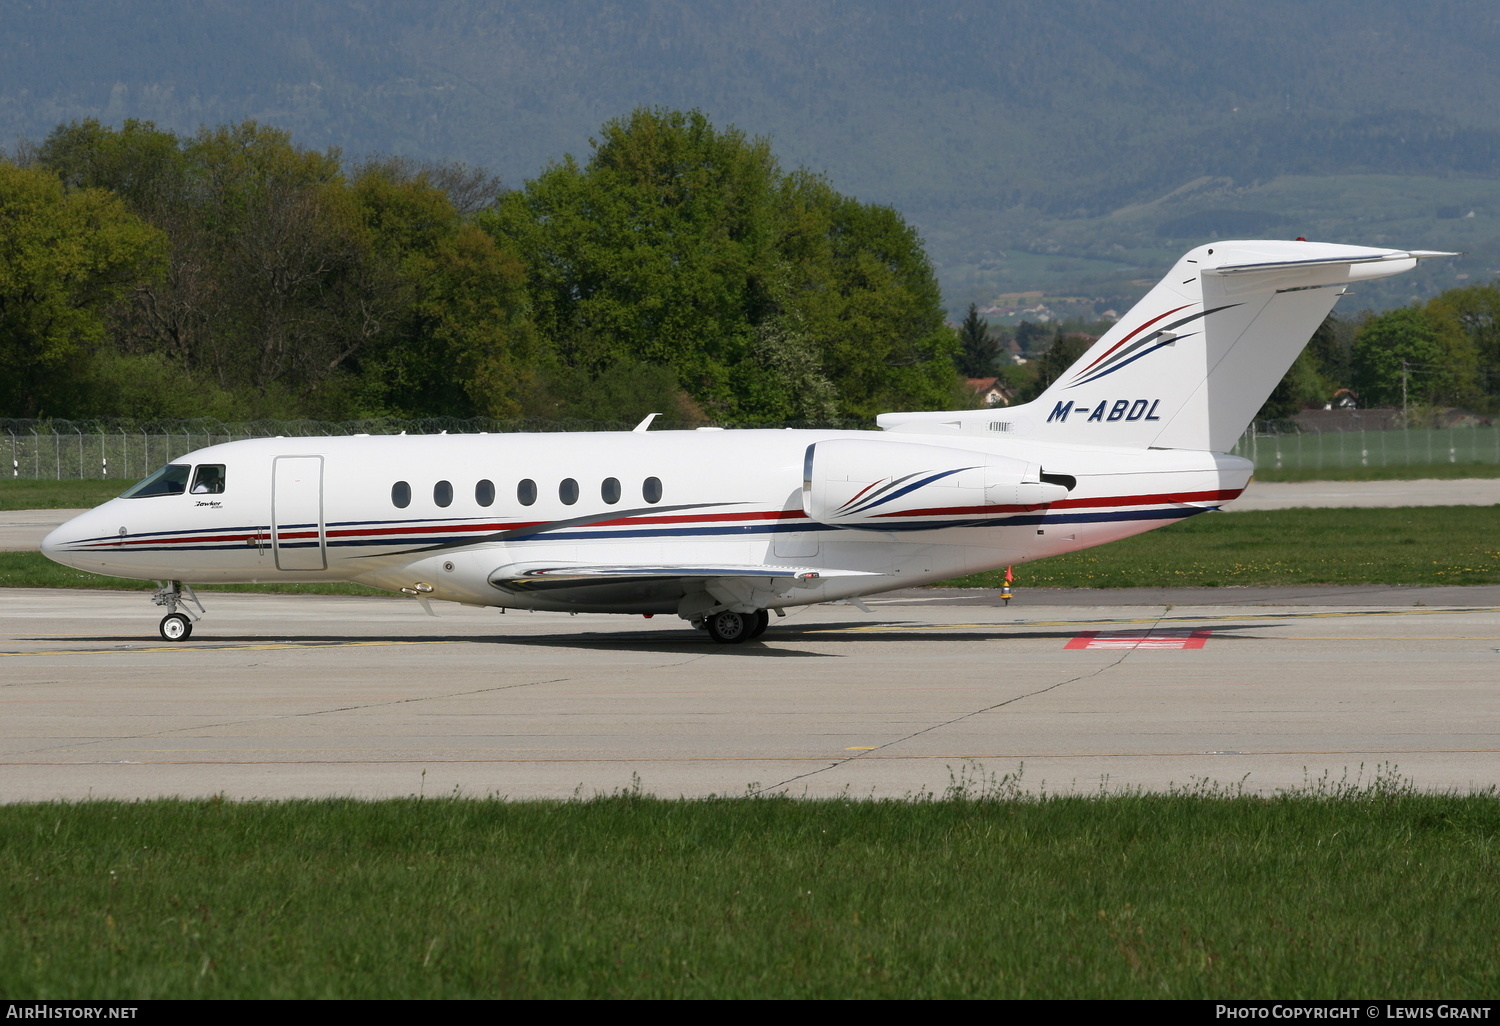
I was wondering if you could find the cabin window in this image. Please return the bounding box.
[601,477,621,504]
[643,476,663,504]
[517,479,537,506]
[475,479,495,507]
[120,464,191,499]
[434,480,453,508]
[559,478,579,505]
[392,481,411,508]
[190,464,226,495]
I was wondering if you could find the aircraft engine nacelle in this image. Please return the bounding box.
[802,439,1070,530]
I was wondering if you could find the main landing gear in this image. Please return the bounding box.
[151,581,205,642]
[702,608,771,644]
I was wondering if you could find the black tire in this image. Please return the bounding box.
[748,609,770,639]
[705,610,749,644]
[159,613,192,642]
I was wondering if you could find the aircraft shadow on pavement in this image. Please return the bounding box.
[25,620,1278,652]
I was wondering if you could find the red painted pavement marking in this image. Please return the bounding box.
[1066,628,1213,650]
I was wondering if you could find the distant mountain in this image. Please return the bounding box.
[5,0,1500,312]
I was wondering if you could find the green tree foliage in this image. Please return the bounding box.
[1255,348,1330,421]
[1013,320,1053,358]
[34,120,536,419]
[485,108,956,422]
[1425,283,1500,400]
[956,303,998,377]
[337,160,536,418]
[0,162,165,417]
[1352,307,1480,409]
[1016,332,1093,403]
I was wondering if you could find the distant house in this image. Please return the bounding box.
[966,377,1015,408]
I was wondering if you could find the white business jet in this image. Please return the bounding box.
[42,240,1445,643]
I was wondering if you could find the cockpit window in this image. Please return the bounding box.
[120,463,191,499]
[191,464,226,495]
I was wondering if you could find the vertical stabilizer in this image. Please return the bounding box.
[879,240,1448,450]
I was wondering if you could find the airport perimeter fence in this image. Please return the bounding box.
[6,413,1497,482]
[1231,414,1500,471]
[1,415,871,482]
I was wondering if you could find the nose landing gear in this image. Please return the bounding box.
[152,581,205,642]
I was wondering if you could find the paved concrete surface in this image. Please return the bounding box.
[2,588,1496,802]
[1232,477,1500,510]
[0,510,86,551]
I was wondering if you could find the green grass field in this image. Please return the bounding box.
[2,778,1496,999]
[950,506,1500,589]
[0,479,126,511]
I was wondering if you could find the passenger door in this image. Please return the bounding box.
[272,456,326,571]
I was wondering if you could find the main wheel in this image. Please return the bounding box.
[705,610,750,644]
[159,613,192,642]
[748,609,770,639]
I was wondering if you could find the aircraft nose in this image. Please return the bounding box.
[40,521,74,565]
[39,511,93,569]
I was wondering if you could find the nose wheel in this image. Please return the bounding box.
[159,613,193,641]
[151,581,204,642]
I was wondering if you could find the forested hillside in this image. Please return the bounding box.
[3,1,1499,311]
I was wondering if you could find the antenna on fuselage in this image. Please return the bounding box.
[633,413,660,432]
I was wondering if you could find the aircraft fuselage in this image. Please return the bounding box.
[42,429,1248,614]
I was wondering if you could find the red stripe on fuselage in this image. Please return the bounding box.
[869,487,1243,520]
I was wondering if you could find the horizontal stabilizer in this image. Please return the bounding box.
[1209,249,1458,275]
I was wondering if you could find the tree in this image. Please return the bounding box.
[957,302,998,377]
[346,160,537,418]
[0,163,165,416]
[1255,348,1329,421]
[1016,331,1092,403]
[485,107,955,422]
[34,119,534,418]
[1353,307,1480,409]
[1426,283,1500,400]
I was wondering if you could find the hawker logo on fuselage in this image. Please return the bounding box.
[1048,399,1162,424]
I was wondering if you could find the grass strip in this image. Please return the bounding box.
[949,506,1500,589]
[0,479,126,511]
[2,776,1496,999]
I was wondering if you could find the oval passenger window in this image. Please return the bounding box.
[559,478,579,505]
[602,477,621,504]
[643,477,663,504]
[434,480,453,508]
[475,479,495,507]
[517,479,537,506]
[392,481,411,509]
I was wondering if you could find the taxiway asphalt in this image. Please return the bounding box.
[2,587,1496,802]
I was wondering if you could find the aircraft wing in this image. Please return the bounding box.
[489,562,880,585]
